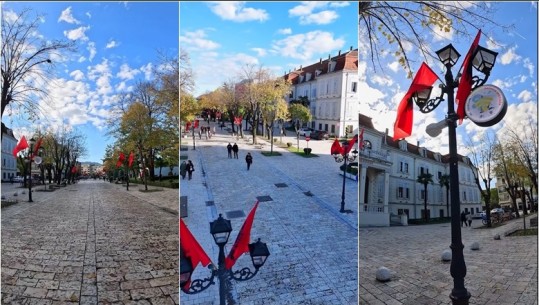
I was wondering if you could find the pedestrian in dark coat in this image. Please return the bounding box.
[232,143,239,159]
[186,160,195,180]
[227,143,233,158]
[245,152,253,170]
[461,211,467,227]
[466,212,473,227]
[180,161,187,179]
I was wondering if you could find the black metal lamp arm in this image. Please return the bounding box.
[229,266,259,281]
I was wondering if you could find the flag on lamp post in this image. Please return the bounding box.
[116,152,125,168]
[358,128,364,150]
[456,29,482,124]
[12,136,29,157]
[128,152,135,168]
[344,134,359,154]
[393,62,440,140]
[225,201,259,270]
[330,138,344,155]
[33,138,43,158]
[180,219,212,288]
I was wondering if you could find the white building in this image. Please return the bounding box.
[357,114,482,227]
[1,123,18,181]
[284,48,358,137]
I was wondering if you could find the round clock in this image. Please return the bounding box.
[464,84,507,127]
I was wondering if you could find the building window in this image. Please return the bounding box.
[319,123,322,130]
[397,186,410,199]
[363,140,372,149]
[331,125,335,133]
[351,82,357,92]
[398,209,409,216]
[420,189,426,200]
[438,171,442,179]
[399,161,409,174]
[324,124,328,131]
[463,191,467,201]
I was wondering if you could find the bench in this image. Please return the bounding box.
[180,196,188,218]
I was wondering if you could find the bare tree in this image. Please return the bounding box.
[359,2,512,76]
[1,8,75,124]
[467,131,496,227]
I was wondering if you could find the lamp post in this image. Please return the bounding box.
[180,214,270,305]
[415,42,498,305]
[26,137,36,202]
[332,142,358,213]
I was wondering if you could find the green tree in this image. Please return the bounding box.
[417,172,434,222]
[288,103,312,149]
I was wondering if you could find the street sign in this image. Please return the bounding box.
[305,136,310,141]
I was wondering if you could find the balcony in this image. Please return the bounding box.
[359,149,390,162]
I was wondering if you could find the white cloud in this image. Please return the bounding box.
[116,63,140,80]
[87,42,97,61]
[486,36,504,51]
[432,26,453,42]
[86,12,92,19]
[371,75,394,87]
[78,56,86,63]
[208,2,269,22]
[106,40,119,49]
[69,70,85,81]
[277,28,292,35]
[517,90,532,102]
[388,61,400,73]
[3,10,19,23]
[523,58,535,76]
[271,30,345,61]
[499,46,522,65]
[498,101,538,140]
[64,26,90,41]
[140,63,154,80]
[180,30,220,51]
[329,2,350,8]
[250,48,267,57]
[58,7,80,24]
[289,2,340,25]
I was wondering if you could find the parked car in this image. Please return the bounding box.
[298,127,314,137]
[310,130,329,140]
[12,176,24,182]
[490,208,505,215]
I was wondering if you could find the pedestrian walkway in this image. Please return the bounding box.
[358,217,538,305]
[1,180,178,304]
[180,122,358,305]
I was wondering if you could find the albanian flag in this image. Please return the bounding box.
[116,152,125,168]
[225,201,259,270]
[13,136,29,157]
[456,29,481,124]
[180,219,212,289]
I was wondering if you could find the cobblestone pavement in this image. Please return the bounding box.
[359,217,538,305]
[1,180,179,304]
[180,123,358,305]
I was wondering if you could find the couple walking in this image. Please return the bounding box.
[227,143,239,159]
[180,160,195,180]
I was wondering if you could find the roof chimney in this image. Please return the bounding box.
[350,45,353,51]
[299,65,302,71]
[417,141,420,148]
[319,58,322,64]
[338,50,341,56]
[328,54,330,60]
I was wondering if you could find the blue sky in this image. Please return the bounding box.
[180,1,358,97]
[2,2,179,163]
[359,2,538,158]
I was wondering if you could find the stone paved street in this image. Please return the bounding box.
[1,180,179,304]
[359,218,538,305]
[180,123,358,305]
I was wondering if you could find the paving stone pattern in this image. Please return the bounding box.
[359,219,538,305]
[180,124,358,305]
[1,180,178,304]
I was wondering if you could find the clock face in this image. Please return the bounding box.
[465,84,507,127]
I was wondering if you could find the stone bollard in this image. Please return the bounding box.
[470,242,480,250]
[376,267,392,282]
[441,250,452,262]
[494,234,501,240]
[14,192,18,196]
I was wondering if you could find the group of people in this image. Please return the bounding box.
[227,143,253,170]
[460,211,473,227]
[198,126,215,140]
[179,160,195,180]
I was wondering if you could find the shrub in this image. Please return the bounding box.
[303,148,312,155]
[286,142,292,147]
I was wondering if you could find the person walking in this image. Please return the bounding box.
[232,143,239,159]
[180,161,187,180]
[227,143,233,158]
[245,152,253,170]
[466,212,473,227]
[460,211,467,227]
[186,160,195,180]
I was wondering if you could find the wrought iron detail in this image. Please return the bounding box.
[230,266,259,281]
[470,75,489,90]
[418,97,444,114]
[181,269,216,294]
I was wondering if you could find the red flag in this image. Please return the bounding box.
[116,152,125,168]
[225,201,259,270]
[393,62,440,139]
[33,138,43,157]
[186,121,191,131]
[358,128,364,150]
[71,166,77,174]
[456,29,482,124]
[330,138,344,155]
[180,219,212,288]
[344,134,358,154]
[194,119,199,128]
[12,136,29,157]
[128,152,134,168]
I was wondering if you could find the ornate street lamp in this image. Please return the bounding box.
[181,214,271,305]
[333,142,358,213]
[26,137,36,202]
[419,41,498,305]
